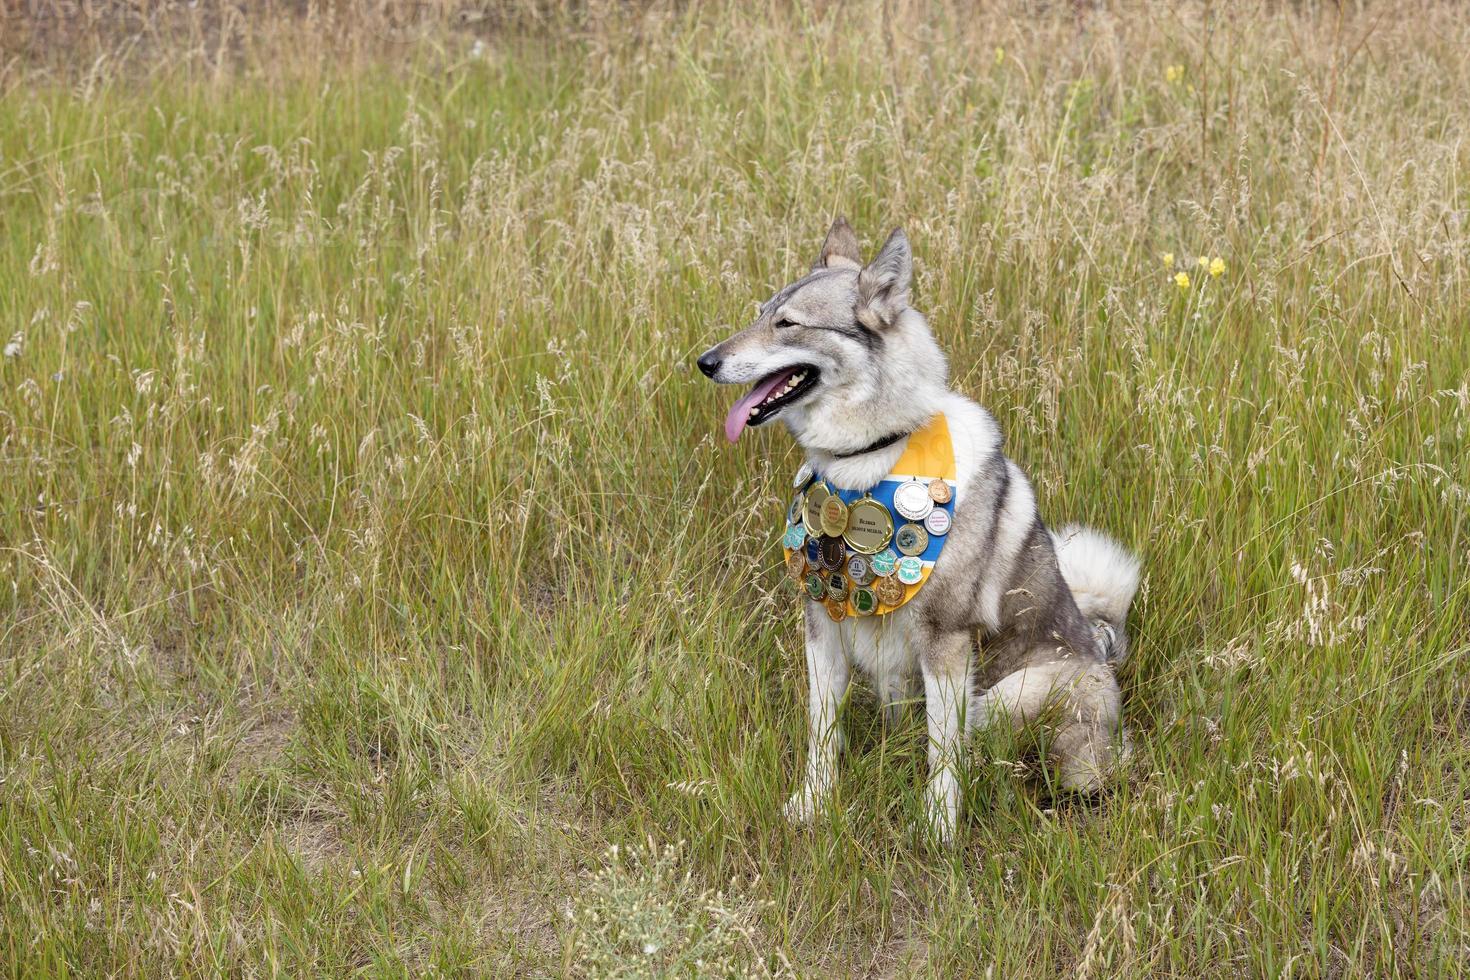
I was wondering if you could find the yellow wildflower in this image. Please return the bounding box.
[995,47,1005,65]
[1165,64,1183,84]
[1197,255,1209,269]
[1175,271,1190,289]
[1210,257,1225,278]
[1162,252,1175,269]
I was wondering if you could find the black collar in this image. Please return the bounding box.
[830,429,912,459]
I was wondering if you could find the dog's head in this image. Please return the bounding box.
[698,219,947,454]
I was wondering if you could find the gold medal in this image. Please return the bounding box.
[804,481,829,529]
[825,599,847,622]
[819,492,850,537]
[928,478,952,504]
[786,549,808,582]
[843,494,894,555]
[826,574,849,603]
[805,573,827,601]
[895,522,929,556]
[875,575,905,606]
[852,587,878,616]
[845,554,874,586]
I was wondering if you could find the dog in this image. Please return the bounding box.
[697,218,1141,841]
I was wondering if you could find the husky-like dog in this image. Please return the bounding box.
[698,219,1141,841]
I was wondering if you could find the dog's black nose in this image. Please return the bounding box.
[696,350,722,379]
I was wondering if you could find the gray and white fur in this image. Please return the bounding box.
[698,219,1141,842]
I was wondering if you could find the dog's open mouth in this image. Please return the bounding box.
[723,365,819,442]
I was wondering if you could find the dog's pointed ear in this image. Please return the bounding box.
[856,227,912,328]
[812,216,862,271]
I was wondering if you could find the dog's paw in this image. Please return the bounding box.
[783,785,826,825]
[921,782,959,845]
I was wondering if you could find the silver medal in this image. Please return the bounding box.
[893,479,935,522]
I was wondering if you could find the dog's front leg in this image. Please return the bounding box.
[784,602,849,824]
[919,630,973,843]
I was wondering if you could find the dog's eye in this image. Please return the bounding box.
[773,317,796,329]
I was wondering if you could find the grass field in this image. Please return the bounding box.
[2,1,1469,975]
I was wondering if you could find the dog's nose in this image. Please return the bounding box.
[696,349,723,379]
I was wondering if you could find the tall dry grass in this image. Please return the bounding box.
[1,2,1467,974]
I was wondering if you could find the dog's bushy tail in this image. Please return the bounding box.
[1050,524,1141,666]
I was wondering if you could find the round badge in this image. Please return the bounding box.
[875,575,906,606]
[893,479,935,522]
[871,548,898,577]
[819,492,850,537]
[924,507,951,537]
[793,461,813,488]
[804,483,829,529]
[805,537,821,565]
[783,524,807,550]
[928,478,952,504]
[843,496,895,555]
[827,574,850,603]
[825,599,847,622]
[895,523,929,556]
[852,587,878,616]
[846,554,873,586]
[786,549,808,582]
[819,535,846,571]
[805,573,826,601]
[788,489,806,526]
[896,556,924,585]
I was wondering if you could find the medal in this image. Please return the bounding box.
[788,489,806,526]
[819,491,850,537]
[843,494,894,554]
[805,537,820,565]
[924,507,951,537]
[783,524,807,549]
[896,556,924,585]
[804,481,829,529]
[825,599,847,622]
[793,461,813,488]
[893,479,934,522]
[875,574,905,606]
[786,549,808,582]
[805,573,827,601]
[870,548,898,577]
[826,573,849,603]
[852,587,878,616]
[928,478,952,504]
[818,535,846,571]
[845,554,874,586]
[895,522,929,556]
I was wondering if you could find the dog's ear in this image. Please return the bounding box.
[856,227,911,328]
[812,216,862,271]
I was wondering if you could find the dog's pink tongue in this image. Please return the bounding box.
[724,369,795,443]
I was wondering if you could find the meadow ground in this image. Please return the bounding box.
[1,1,1468,975]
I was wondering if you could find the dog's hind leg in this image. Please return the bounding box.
[972,659,1123,793]
[784,603,851,824]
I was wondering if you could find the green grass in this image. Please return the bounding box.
[2,2,1468,975]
